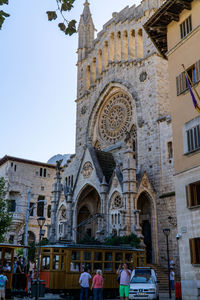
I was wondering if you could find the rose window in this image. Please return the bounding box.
[112,195,123,209]
[99,93,133,143]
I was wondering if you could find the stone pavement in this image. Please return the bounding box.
[11,292,177,300]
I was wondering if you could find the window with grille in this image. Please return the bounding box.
[186,181,200,208]
[180,15,192,39]
[189,238,200,264]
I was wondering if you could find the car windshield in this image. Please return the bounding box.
[130,276,155,284]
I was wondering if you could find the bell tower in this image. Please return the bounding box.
[77,0,95,62]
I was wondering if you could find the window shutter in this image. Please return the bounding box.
[176,74,182,95]
[189,238,196,264]
[195,59,200,83]
[185,184,191,208]
[182,72,187,91]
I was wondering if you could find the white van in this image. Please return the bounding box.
[129,267,159,300]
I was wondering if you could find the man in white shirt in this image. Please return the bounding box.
[79,268,91,300]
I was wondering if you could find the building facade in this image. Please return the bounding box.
[50,0,179,269]
[0,155,56,243]
[145,0,200,298]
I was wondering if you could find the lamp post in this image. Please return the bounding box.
[163,228,171,299]
[36,216,46,300]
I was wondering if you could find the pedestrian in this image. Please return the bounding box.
[117,263,131,300]
[91,269,104,300]
[170,258,175,268]
[170,268,175,292]
[0,269,8,300]
[79,267,91,300]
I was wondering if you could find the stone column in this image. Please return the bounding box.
[100,176,108,236]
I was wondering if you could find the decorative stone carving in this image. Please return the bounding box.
[140,71,147,82]
[113,178,118,187]
[81,162,93,178]
[81,105,87,115]
[111,194,123,209]
[142,178,148,188]
[99,92,133,143]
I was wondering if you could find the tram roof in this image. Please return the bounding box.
[0,243,28,248]
[40,244,144,251]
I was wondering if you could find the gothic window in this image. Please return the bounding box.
[97,50,102,76]
[86,65,90,90]
[91,57,96,83]
[37,196,45,217]
[137,29,143,58]
[122,31,128,61]
[116,31,121,61]
[129,30,136,59]
[109,33,114,61]
[103,41,109,69]
[98,92,133,144]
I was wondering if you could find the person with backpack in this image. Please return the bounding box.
[0,269,8,300]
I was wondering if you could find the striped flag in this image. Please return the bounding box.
[185,73,200,114]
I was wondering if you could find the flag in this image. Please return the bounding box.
[185,73,200,114]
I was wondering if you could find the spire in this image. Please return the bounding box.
[78,0,95,53]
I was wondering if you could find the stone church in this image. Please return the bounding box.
[49,0,179,268]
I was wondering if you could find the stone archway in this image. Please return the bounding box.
[76,185,101,241]
[137,192,154,264]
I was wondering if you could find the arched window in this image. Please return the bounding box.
[103,41,108,69]
[97,49,102,77]
[37,195,45,217]
[86,65,90,90]
[109,33,115,61]
[137,29,143,58]
[116,31,121,61]
[129,30,136,59]
[122,31,128,60]
[91,57,96,83]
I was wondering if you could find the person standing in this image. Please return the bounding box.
[0,269,8,300]
[117,263,131,300]
[170,268,175,292]
[79,268,91,300]
[91,269,104,300]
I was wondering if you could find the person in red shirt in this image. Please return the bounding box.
[91,269,104,300]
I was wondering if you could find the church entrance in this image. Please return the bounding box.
[76,185,101,242]
[137,192,153,264]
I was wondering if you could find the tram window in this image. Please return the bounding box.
[53,255,59,270]
[82,263,91,272]
[0,249,2,259]
[140,256,145,267]
[115,253,123,261]
[61,256,64,271]
[94,252,102,261]
[104,262,113,272]
[105,252,112,261]
[53,249,59,253]
[72,251,80,261]
[43,249,50,253]
[70,262,80,272]
[94,263,103,271]
[125,253,132,262]
[4,249,12,260]
[84,252,91,261]
[42,256,50,270]
[61,250,65,253]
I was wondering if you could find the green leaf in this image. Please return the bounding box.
[65,19,76,36]
[61,2,73,11]
[46,11,57,21]
[58,22,66,32]
[0,0,9,5]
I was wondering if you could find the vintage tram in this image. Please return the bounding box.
[0,243,26,292]
[39,244,146,298]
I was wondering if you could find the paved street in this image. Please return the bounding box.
[11,292,176,300]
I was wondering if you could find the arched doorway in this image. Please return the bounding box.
[76,185,101,241]
[137,192,152,263]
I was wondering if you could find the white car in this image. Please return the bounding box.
[129,268,159,300]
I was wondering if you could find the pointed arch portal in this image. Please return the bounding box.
[137,192,154,264]
[76,185,101,241]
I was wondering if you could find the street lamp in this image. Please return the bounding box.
[163,228,171,299]
[35,216,46,300]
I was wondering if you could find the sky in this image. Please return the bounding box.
[0,0,141,163]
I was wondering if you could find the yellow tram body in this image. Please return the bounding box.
[0,243,26,290]
[40,244,146,296]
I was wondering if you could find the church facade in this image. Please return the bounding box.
[50,0,179,268]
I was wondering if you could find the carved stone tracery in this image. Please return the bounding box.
[81,162,94,178]
[98,92,133,143]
